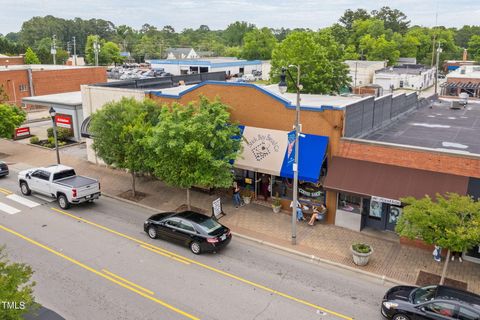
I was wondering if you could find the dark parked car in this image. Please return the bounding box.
[0,161,9,177]
[144,211,232,254]
[381,285,480,320]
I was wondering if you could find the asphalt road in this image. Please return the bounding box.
[0,172,391,320]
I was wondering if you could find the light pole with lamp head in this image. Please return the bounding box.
[49,107,61,164]
[278,65,302,245]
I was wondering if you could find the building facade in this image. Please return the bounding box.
[441,65,480,99]
[374,64,435,92]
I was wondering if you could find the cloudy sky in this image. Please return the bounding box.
[1,0,479,35]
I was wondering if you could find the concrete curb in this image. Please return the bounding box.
[232,232,412,287]
[104,190,411,287]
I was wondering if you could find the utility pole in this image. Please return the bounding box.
[51,35,57,65]
[354,61,358,90]
[72,36,77,66]
[434,42,443,97]
[67,41,71,56]
[93,36,100,66]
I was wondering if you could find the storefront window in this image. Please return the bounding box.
[337,193,361,214]
[271,176,293,200]
[369,200,383,219]
[298,181,325,205]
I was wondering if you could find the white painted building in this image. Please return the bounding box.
[345,60,386,87]
[165,48,199,60]
[374,65,436,92]
[147,57,264,78]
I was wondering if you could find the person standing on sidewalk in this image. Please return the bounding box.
[232,181,243,208]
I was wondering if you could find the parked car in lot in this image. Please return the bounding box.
[0,161,8,177]
[381,284,480,320]
[144,211,232,254]
[18,165,101,209]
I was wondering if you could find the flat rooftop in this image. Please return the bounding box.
[0,64,99,72]
[363,100,480,155]
[22,91,82,106]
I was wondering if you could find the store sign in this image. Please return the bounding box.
[14,127,31,139]
[299,188,322,197]
[212,198,223,219]
[55,114,72,129]
[371,196,401,206]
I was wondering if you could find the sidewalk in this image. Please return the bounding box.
[1,139,479,293]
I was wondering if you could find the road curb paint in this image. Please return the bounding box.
[101,269,155,295]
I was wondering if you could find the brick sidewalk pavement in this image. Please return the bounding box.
[1,139,479,293]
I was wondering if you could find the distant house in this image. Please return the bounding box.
[165,48,199,60]
[345,60,386,88]
[441,65,480,98]
[374,64,435,92]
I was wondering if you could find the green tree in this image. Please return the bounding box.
[89,98,161,196]
[224,46,242,57]
[0,104,26,139]
[371,6,410,34]
[360,34,400,65]
[147,97,241,209]
[24,47,41,64]
[338,8,371,30]
[222,21,256,46]
[241,27,277,60]
[468,35,480,61]
[271,30,350,94]
[99,41,124,65]
[0,246,37,320]
[396,193,480,284]
[455,25,480,49]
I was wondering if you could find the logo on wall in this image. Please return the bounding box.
[246,134,279,162]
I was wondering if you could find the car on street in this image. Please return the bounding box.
[0,161,9,177]
[144,211,232,254]
[18,165,101,209]
[381,284,480,320]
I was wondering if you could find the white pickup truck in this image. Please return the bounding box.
[18,165,101,209]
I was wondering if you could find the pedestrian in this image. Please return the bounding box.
[308,204,326,226]
[433,245,442,262]
[232,182,243,208]
[256,174,270,201]
[290,200,305,221]
[451,251,463,263]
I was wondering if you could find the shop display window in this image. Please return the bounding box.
[337,193,361,214]
[271,176,293,200]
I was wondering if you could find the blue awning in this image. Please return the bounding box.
[234,126,328,183]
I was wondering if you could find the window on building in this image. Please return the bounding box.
[337,193,361,214]
[19,84,28,92]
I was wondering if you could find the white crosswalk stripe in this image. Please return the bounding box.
[6,194,40,208]
[0,202,21,215]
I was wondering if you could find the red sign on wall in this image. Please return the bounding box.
[14,127,31,140]
[55,114,72,129]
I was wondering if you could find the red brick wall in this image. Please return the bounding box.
[338,139,480,178]
[0,67,106,106]
[0,57,24,66]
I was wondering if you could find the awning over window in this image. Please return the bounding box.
[234,126,328,183]
[81,116,92,138]
[324,157,469,200]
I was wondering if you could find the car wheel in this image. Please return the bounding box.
[20,182,31,195]
[147,227,157,239]
[392,314,410,320]
[58,194,70,209]
[190,241,201,255]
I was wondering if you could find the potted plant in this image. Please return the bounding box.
[242,185,253,204]
[351,243,373,266]
[272,193,282,213]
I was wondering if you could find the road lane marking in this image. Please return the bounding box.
[6,194,40,208]
[50,207,354,320]
[0,224,200,320]
[0,187,13,195]
[0,202,21,214]
[141,245,191,265]
[101,269,155,295]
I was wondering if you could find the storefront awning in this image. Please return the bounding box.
[324,157,469,200]
[234,126,328,183]
[81,116,92,138]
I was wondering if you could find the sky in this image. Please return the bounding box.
[1,0,480,35]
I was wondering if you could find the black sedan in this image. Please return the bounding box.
[144,211,232,254]
[0,161,9,177]
[381,285,480,320]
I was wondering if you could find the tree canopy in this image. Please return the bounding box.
[0,104,26,139]
[241,27,277,60]
[24,47,40,64]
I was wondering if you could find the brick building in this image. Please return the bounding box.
[441,65,480,99]
[0,65,106,106]
[0,54,24,66]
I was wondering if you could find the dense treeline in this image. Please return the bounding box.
[1,7,480,66]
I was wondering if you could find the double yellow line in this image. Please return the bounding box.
[0,224,199,320]
[50,207,354,320]
[0,187,13,195]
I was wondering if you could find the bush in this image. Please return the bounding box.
[47,127,72,141]
[29,136,39,144]
[352,243,371,254]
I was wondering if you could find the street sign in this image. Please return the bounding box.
[14,127,31,140]
[55,114,73,129]
[212,198,224,219]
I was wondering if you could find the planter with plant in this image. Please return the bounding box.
[351,243,373,266]
[272,193,282,213]
[242,185,253,204]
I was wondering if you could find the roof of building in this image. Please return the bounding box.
[362,99,480,155]
[150,81,366,110]
[376,64,433,75]
[165,48,194,56]
[447,65,480,79]
[345,60,386,67]
[0,64,99,72]
[22,91,82,107]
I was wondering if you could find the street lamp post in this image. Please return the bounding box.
[434,42,443,97]
[93,37,100,66]
[278,65,302,245]
[49,107,61,164]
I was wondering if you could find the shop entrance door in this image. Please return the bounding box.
[386,206,402,231]
[364,198,387,230]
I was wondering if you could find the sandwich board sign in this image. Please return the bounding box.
[212,198,224,219]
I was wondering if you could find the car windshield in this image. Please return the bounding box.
[411,285,437,304]
[196,218,223,234]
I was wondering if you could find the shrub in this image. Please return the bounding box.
[29,136,39,144]
[352,243,371,254]
[47,127,73,141]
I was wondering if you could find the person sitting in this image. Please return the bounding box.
[290,200,305,221]
[308,204,326,226]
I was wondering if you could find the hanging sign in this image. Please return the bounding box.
[371,196,401,206]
